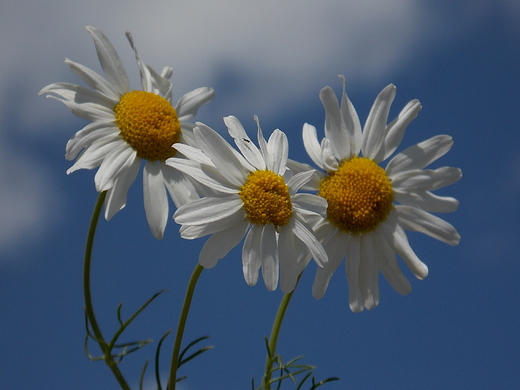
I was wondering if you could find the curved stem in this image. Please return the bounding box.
[262,288,296,390]
[167,263,204,390]
[83,191,130,390]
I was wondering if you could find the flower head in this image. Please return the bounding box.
[167,116,328,292]
[304,76,461,312]
[39,26,214,239]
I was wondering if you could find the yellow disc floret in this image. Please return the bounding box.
[114,90,181,161]
[319,157,393,234]
[239,170,293,227]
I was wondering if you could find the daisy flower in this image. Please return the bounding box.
[167,116,328,292]
[39,26,214,239]
[304,76,461,312]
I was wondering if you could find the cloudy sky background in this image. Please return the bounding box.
[1,0,520,389]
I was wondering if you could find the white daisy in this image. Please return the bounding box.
[39,26,214,239]
[167,116,328,292]
[304,76,461,312]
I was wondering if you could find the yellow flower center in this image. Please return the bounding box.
[319,157,393,234]
[114,90,181,161]
[239,170,293,227]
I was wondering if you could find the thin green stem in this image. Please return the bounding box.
[167,263,204,390]
[262,288,297,390]
[83,191,130,390]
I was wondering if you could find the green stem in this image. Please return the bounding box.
[167,263,204,390]
[262,288,297,390]
[83,191,130,390]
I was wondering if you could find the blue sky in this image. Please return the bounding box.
[1,1,520,389]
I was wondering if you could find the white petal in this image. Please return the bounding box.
[361,84,396,161]
[395,205,460,245]
[255,116,270,164]
[394,190,459,213]
[260,224,279,291]
[65,120,118,160]
[94,143,136,191]
[266,129,288,176]
[320,138,339,172]
[383,99,422,161]
[173,143,214,166]
[194,124,248,187]
[146,65,172,101]
[372,228,411,295]
[287,170,315,193]
[339,75,362,157]
[67,134,123,173]
[291,218,328,267]
[391,167,462,192]
[176,87,214,121]
[359,234,380,310]
[166,158,237,194]
[125,31,152,93]
[143,162,169,239]
[242,225,262,286]
[65,58,120,101]
[174,195,243,225]
[41,83,115,121]
[319,85,350,160]
[302,123,324,170]
[386,135,454,178]
[86,26,130,95]
[345,235,364,312]
[162,166,199,208]
[225,116,266,171]
[292,193,328,217]
[179,208,247,239]
[104,156,140,220]
[312,233,348,299]
[381,213,428,279]
[278,226,299,293]
[199,220,250,269]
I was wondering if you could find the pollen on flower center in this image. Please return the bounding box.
[319,157,393,234]
[114,90,181,161]
[239,170,293,227]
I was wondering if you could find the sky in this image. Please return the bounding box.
[1,0,520,389]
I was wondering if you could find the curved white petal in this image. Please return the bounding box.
[174,195,243,225]
[65,58,120,101]
[94,143,136,191]
[65,120,118,160]
[361,84,396,161]
[391,167,462,192]
[302,123,324,170]
[383,99,422,161]
[143,162,169,239]
[162,166,199,208]
[199,220,250,269]
[125,31,152,93]
[372,228,411,295]
[381,213,428,279]
[104,156,140,220]
[292,193,327,218]
[339,75,362,157]
[359,234,380,310]
[278,226,299,293]
[242,224,262,286]
[194,124,249,187]
[320,85,351,160]
[320,138,339,172]
[312,233,348,299]
[67,134,123,173]
[179,208,247,239]
[225,116,266,171]
[291,218,328,267]
[345,235,364,312]
[395,205,460,246]
[86,26,130,95]
[266,129,288,176]
[386,135,454,178]
[287,170,315,194]
[394,190,459,213]
[176,87,214,121]
[260,224,279,291]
